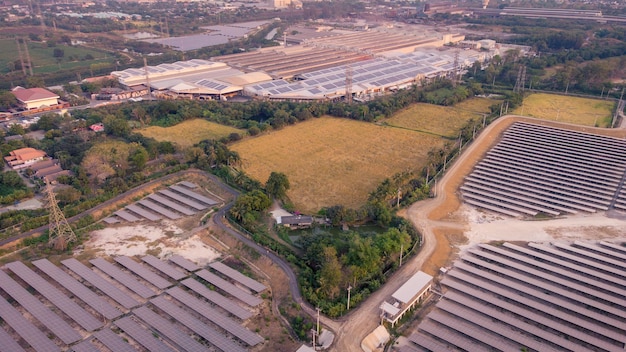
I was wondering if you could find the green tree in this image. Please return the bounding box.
[129,145,149,171]
[265,171,290,200]
[0,91,18,110]
[318,246,342,300]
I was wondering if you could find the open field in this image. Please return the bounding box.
[0,39,113,74]
[232,116,444,213]
[513,93,614,127]
[138,119,243,148]
[382,98,497,138]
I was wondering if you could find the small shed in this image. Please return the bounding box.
[380,271,433,327]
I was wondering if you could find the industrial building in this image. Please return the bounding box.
[111,26,496,102]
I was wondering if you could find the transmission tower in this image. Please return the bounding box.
[345,63,353,104]
[45,179,76,251]
[144,57,152,100]
[15,37,26,75]
[514,65,527,93]
[23,38,33,76]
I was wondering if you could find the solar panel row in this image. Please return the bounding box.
[181,278,253,320]
[93,329,135,352]
[134,306,210,352]
[196,269,262,307]
[209,261,267,293]
[142,255,187,281]
[169,255,200,272]
[90,258,156,299]
[114,256,172,290]
[115,316,176,352]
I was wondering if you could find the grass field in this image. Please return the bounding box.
[231,116,445,213]
[382,98,497,138]
[512,93,615,127]
[0,39,113,74]
[138,119,243,148]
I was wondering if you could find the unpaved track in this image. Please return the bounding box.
[330,115,626,352]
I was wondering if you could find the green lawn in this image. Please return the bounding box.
[0,39,114,74]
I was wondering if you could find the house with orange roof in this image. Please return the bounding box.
[4,147,47,169]
[11,87,60,110]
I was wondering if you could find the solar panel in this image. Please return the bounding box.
[114,256,172,289]
[147,194,196,216]
[158,190,207,210]
[62,258,139,309]
[142,255,187,281]
[209,261,266,293]
[169,255,200,272]
[0,269,81,344]
[167,287,263,346]
[90,258,156,299]
[32,259,122,320]
[151,296,247,352]
[0,299,54,352]
[196,270,262,307]
[133,307,210,352]
[125,204,161,221]
[178,181,198,189]
[115,317,175,352]
[137,199,181,219]
[5,261,103,331]
[181,278,252,320]
[169,185,218,206]
[0,326,25,352]
[114,209,140,222]
[70,340,100,352]
[93,329,135,352]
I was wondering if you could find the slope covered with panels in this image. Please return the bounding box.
[461,122,626,217]
[406,241,626,352]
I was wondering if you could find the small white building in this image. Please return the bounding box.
[380,271,433,327]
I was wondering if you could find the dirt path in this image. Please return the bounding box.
[331,115,626,351]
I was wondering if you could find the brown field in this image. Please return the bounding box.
[382,99,495,137]
[138,119,243,148]
[231,116,444,214]
[512,93,615,127]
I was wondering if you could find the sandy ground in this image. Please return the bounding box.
[79,223,221,265]
[0,197,44,213]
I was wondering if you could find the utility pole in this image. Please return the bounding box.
[399,244,404,267]
[345,63,353,104]
[311,329,316,349]
[396,188,401,208]
[316,307,320,335]
[143,57,152,100]
[347,285,352,310]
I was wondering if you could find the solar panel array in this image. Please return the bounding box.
[1,255,265,351]
[406,241,626,351]
[461,122,626,217]
[170,254,201,272]
[0,269,81,344]
[244,49,478,100]
[5,261,103,332]
[104,182,218,223]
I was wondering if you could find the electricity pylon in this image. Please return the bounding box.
[45,179,76,251]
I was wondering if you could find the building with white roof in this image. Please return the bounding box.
[111,59,228,87]
[380,270,432,327]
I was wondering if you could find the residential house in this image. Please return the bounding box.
[4,147,47,169]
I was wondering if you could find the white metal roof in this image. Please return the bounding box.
[380,301,401,316]
[392,271,433,304]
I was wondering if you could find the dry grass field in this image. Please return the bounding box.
[383,98,496,137]
[512,93,614,127]
[232,116,444,213]
[138,119,243,148]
